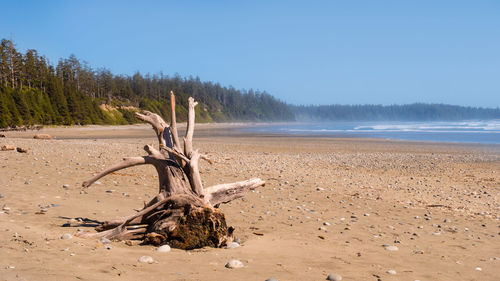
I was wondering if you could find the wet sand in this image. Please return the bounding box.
[1,125,499,280]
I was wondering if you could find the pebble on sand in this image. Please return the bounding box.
[157,245,171,252]
[138,256,154,263]
[226,242,240,249]
[16,147,28,153]
[383,245,399,251]
[62,184,70,189]
[100,237,111,244]
[387,269,397,275]
[61,233,73,239]
[265,278,278,281]
[225,259,244,269]
[33,134,52,139]
[1,145,16,151]
[326,273,343,281]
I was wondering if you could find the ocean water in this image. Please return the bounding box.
[244,120,500,144]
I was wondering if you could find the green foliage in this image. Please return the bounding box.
[0,38,295,128]
[2,37,496,128]
[118,108,140,124]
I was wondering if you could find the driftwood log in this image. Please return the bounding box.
[77,92,265,249]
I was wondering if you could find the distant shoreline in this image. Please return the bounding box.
[2,123,499,149]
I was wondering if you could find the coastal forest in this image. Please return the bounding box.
[0,38,498,128]
[0,39,293,128]
[292,104,500,121]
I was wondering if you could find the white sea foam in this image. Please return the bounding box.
[354,120,500,132]
[255,120,500,144]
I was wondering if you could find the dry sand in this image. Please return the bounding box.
[0,125,499,281]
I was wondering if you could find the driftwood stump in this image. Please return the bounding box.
[77,92,265,249]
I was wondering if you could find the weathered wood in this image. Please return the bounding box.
[82,157,149,188]
[169,91,181,152]
[203,178,266,206]
[78,92,265,249]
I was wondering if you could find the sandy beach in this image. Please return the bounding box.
[1,124,499,281]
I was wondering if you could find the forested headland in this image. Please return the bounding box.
[291,104,500,121]
[1,38,498,128]
[0,39,293,128]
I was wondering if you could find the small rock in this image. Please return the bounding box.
[387,269,397,275]
[225,259,244,269]
[444,218,451,223]
[475,267,482,271]
[157,245,171,252]
[16,147,28,153]
[323,222,331,226]
[1,145,16,151]
[62,184,70,189]
[33,134,52,139]
[226,242,240,249]
[138,256,154,263]
[61,233,73,240]
[24,181,30,185]
[0,194,4,198]
[266,278,278,281]
[326,273,342,281]
[383,245,399,251]
[105,245,112,250]
[100,237,111,244]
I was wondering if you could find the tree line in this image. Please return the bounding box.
[1,38,498,128]
[0,38,294,128]
[291,103,500,121]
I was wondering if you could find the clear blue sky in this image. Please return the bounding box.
[1,0,499,107]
